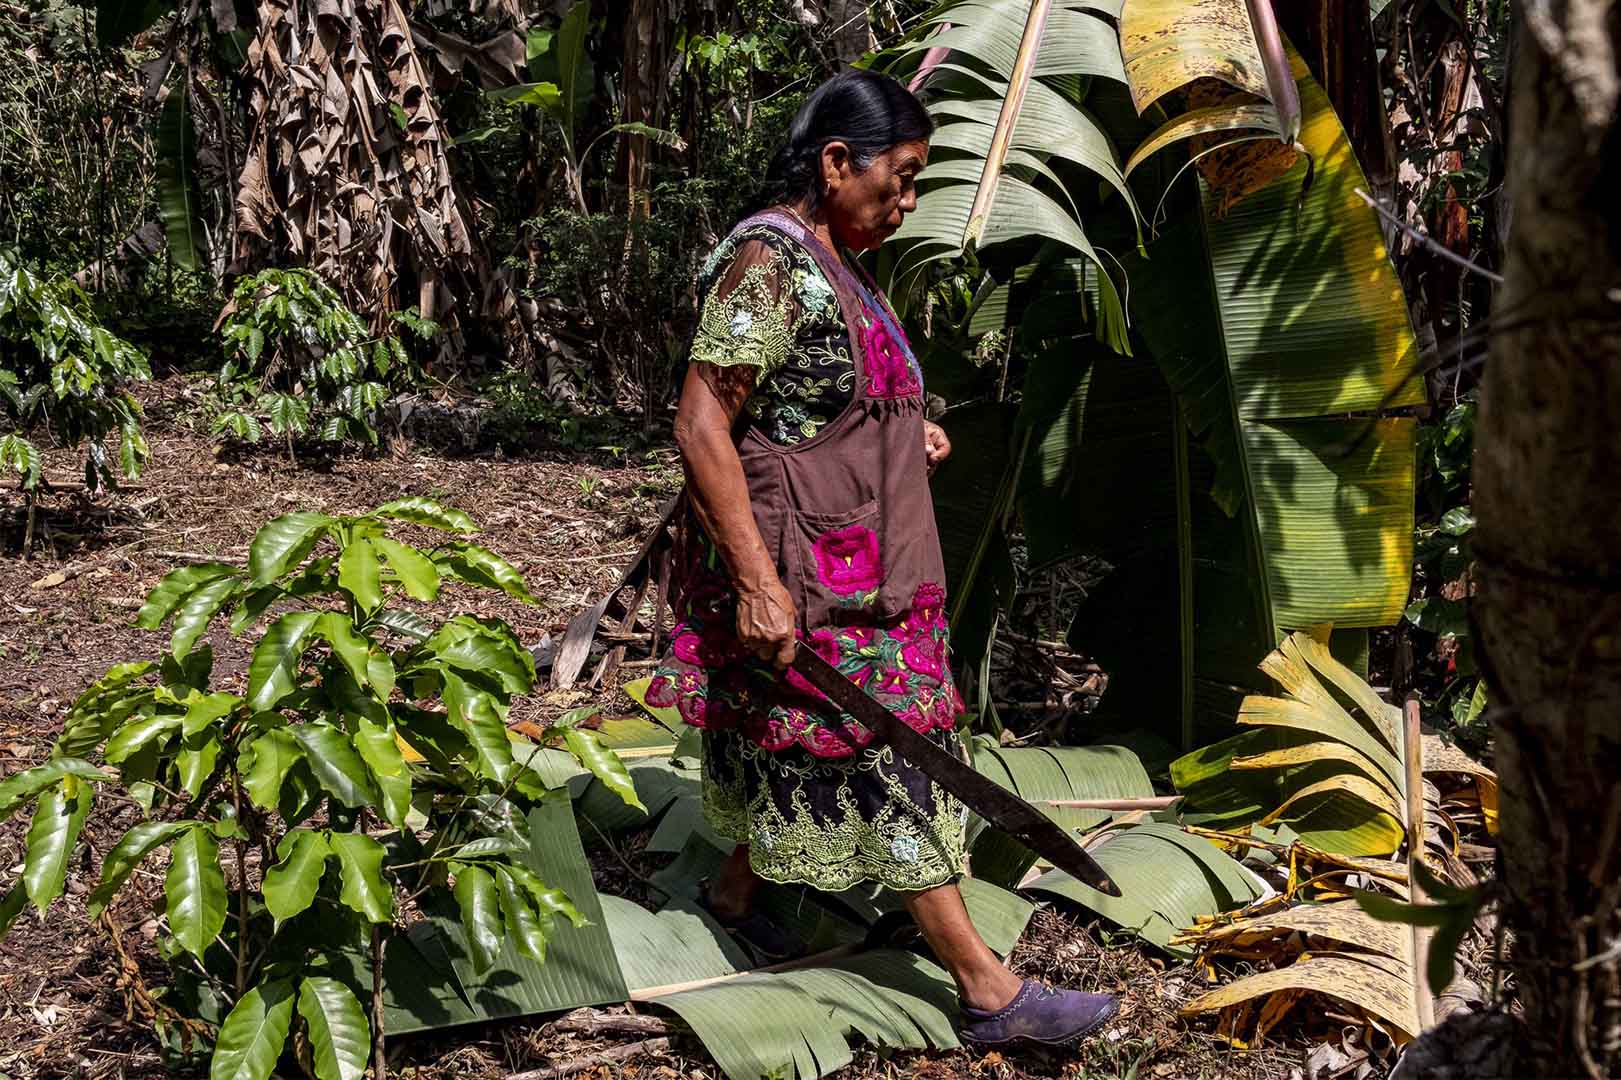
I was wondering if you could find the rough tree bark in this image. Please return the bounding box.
[826,0,873,66]
[620,0,659,219]
[1472,4,1620,1078]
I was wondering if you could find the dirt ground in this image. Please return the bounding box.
[0,378,1310,1080]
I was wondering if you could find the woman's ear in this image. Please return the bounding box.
[820,140,851,194]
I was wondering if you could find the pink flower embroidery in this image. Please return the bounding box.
[911,581,946,627]
[675,691,710,726]
[901,636,945,680]
[645,674,677,707]
[873,665,911,695]
[860,315,922,400]
[813,524,883,595]
[844,627,877,651]
[800,718,873,758]
[671,626,741,667]
[671,631,706,665]
[748,712,796,752]
[785,628,842,700]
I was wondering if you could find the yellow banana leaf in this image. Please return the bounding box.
[1118,0,1269,112]
[1174,893,1455,1042]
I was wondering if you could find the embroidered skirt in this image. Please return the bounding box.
[648,527,970,891]
[701,724,969,893]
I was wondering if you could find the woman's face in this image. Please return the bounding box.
[818,139,929,252]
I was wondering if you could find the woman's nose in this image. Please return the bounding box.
[899,186,918,213]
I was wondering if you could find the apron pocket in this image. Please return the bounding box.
[789,499,882,632]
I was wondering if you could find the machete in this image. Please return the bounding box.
[790,643,1122,897]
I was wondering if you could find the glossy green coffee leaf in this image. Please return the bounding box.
[23,778,93,911]
[263,828,330,923]
[242,729,304,812]
[246,611,320,712]
[329,832,392,923]
[182,692,242,736]
[0,758,108,824]
[565,728,645,812]
[87,821,193,917]
[293,724,381,809]
[298,976,371,1080]
[452,863,503,974]
[432,541,539,604]
[496,866,551,963]
[354,717,411,828]
[209,979,295,1080]
[54,662,159,758]
[103,714,182,764]
[441,671,515,783]
[371,537,440,601]
[248,512,334,586]
[166,826,227,957]
[313,613,376,692]
[169,575,242,659]
[176,731,221,797]
[136,563,239,630]
[338,537,383,613]
[368,497,478,533]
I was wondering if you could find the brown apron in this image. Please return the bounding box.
[726,208,946,635]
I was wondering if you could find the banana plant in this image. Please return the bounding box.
[899,0,1421,757]
[872,0,1141,352]
[0,499,640,1079]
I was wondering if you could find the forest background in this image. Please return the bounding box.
[2,1,1613,1080]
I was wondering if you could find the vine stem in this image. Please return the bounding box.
[232,772,249,999]
[359,804,387,1080]
[371,922,387,1080]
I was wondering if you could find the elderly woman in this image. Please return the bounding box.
[645,70,1116,1047]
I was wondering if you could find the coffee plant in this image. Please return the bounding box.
[0,498,638,1078]
[0,248,151,491]
[212,268,435,449]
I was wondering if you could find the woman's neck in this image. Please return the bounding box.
[784,199,839,254]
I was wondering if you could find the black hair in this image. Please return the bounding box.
[763,70,934,211]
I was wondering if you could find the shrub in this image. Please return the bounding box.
[212,268,435,448]
[0,498,639,1078]
[0,248,151,491]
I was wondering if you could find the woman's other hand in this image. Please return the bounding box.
[924,420,951,476]
[737,578,798,668]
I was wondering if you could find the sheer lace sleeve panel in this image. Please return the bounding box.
[689,237,800,375]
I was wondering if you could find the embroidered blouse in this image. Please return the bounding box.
[690,226,856,446]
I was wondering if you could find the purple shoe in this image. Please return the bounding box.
[960,979,1119,1047]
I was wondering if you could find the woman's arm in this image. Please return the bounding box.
[673,362,797,668]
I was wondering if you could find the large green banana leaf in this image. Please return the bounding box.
[967,737,1156,887]
[1011,45,1419,748]
[1026,820,1261,956]
[875,0,1136,344]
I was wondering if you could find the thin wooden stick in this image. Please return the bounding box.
[1405,692,1438,1030]
[627,943,862,1002]
[1043,795,1180,811]
[371,923,387,1080]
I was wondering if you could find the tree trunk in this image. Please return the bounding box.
[826,0,872,67]
[620,0,659,220]
[1473,8,1620,1079]
[1276,0,1395,189]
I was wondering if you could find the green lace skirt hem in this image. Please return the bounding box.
[700,727,968,893]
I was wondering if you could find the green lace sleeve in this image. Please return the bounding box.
[690,238,796,374]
